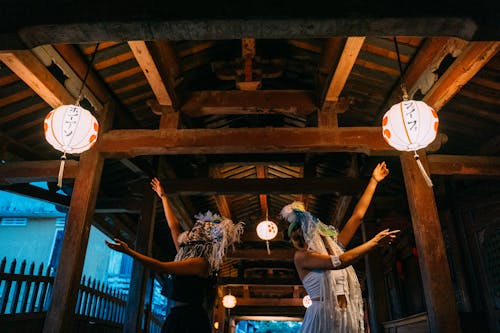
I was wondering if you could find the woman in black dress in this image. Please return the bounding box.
[106,177,244,333]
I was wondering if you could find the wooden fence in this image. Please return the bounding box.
[0,257,163,332]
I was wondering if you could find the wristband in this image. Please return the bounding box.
[330,255,342,268]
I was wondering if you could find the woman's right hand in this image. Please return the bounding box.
[150,177,165,198]
[370,228,400,246]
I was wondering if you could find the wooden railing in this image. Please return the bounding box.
[0,257,164,332]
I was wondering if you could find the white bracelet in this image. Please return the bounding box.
[330,255,341,268]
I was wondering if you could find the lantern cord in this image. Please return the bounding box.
[76,43,100,106]
[57,153,67,188]
[266,240,271,255]
[393,37,409,101]
[413,151,433,187]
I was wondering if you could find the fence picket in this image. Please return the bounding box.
[0,259,16,314]
[20,261,35,312]
[9,260,26,313]
[28,262,43,312]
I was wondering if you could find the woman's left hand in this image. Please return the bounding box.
[372,161,390,183]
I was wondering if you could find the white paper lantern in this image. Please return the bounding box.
[303,295,312,308]
[256,220,278,255]
[382,100,438,187]
[222,294,237,308]
[256,220,278,241]
[44,105,99,187]
[44,105,99,154]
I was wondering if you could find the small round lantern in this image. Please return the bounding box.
[256,220,278,255]
[382,100,438,187]
[303,295,312,308]
[44,105,99,187]
[222,294,237,309]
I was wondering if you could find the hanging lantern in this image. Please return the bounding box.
[256,220,278,255]
[303,295,312,308]
[44,105,99,187]
[382,100,438,187]
[222,294,237,308]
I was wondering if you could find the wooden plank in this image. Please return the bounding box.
[180,90,318,117]
[256,165,268,219]
[210,166,232,219]
[428,154,500,176]
[42,102,115,333]
[0,160,79,184]
[400,151,461,333]
[128,41,172,106]
[325,37,365,102]
[423,41,499,111]
[0,50,74,108]
[97,127,397,157]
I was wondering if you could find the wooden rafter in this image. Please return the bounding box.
[209,166,232,219]
[128,41,173,106]
[423,41,499,111]
[0,160,78,184]
[428,155,500,176]
[256,165,268,219]
[325,37,365,103]
[0,49,74,107]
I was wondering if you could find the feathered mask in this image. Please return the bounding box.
[175,211,245,272]
[280,201,338,240]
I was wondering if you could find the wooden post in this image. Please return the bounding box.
[400,151,461,333]
[42,102,115,333]
[123,185,157,333]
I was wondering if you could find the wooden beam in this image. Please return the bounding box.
[325,37,365,102]
[423,41,499,111]
[235,297,303,307]
[155,177,368,195]
[400,151,461,333]
[228,248,294,260]
[428,154,500,176]
[0,183,70,207]
[42,102,115,333]
[220,277,301,287]
[0,50,74,108]
[0,160,79,184]
[180,90,318,117]
[128,41,173,106]
[97,127,399,157]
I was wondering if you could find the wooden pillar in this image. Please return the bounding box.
[123,185,157,333]
[42,102,115,333]
[400,151,461,333]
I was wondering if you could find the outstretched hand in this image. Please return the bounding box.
[372,161,390,183]
[371,228,400,247]
[150,177,165,198]
[105,238,132,255]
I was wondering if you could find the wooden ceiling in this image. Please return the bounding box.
[1,1,499,317]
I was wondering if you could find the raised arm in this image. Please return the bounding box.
[105,238,209,277]
[295,229,399,272]
[337,161,389,247]
[151,177,183,251]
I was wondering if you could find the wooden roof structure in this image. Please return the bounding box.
[1,1,499,332]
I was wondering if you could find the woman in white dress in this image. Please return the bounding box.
[281,161,399,333]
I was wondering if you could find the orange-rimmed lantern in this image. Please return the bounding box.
[44,105,99,188]
[382,38,439,187]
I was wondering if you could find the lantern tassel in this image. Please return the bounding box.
[413,151,433,187]
[266,240,271,255]
[57,153,67,188]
